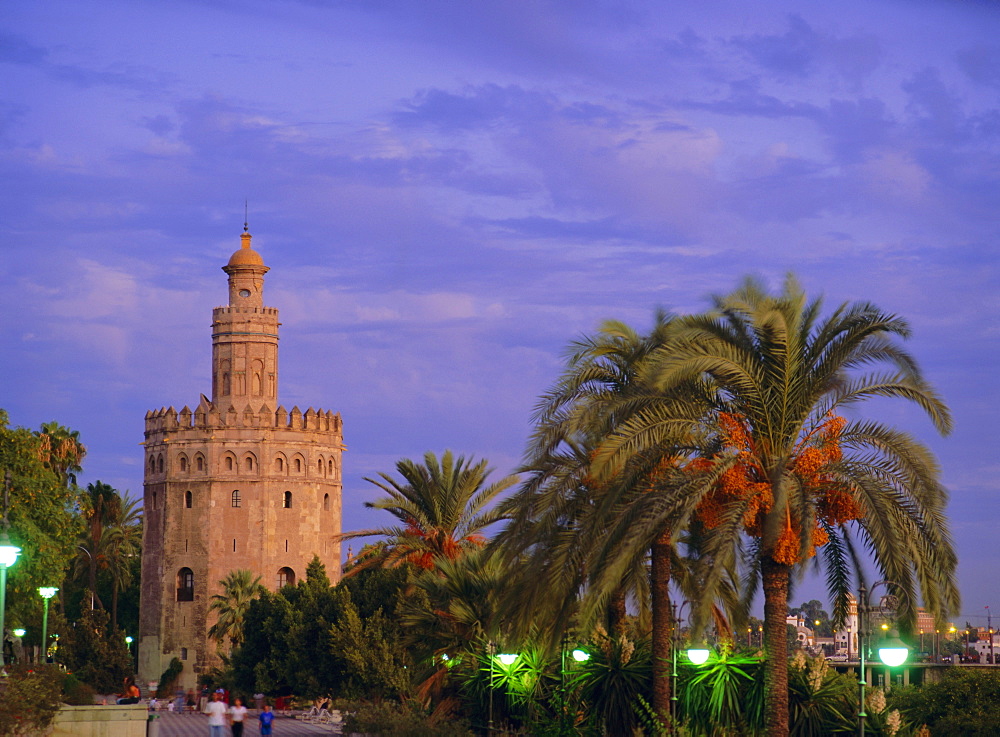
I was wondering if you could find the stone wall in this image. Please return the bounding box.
[48,705,147,737]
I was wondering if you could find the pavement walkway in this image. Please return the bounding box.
[151,710,343,737]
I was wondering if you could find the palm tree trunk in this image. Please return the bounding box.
[88,557,98,611]
[651,528,672,727]
[111,579,119,631]
[608,588,628,636]
[761,555,790,737]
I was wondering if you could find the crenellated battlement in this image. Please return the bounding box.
[144,402,342,438]
[212,306,280,317]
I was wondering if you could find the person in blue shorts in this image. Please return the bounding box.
[259,703,275,735]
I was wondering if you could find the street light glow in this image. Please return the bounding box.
[686,648,710,665]
[38,587,57,599]
[497,653,518,666]
[571,648,590,662]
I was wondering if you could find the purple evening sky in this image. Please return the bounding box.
[1,1,997,624]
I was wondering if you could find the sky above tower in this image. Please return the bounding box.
[1,1,998,622]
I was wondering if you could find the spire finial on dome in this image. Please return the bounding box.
[240,201,253,250]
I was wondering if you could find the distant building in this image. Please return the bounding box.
[137,226,344,689]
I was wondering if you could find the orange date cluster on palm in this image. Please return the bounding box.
[690,413,863,565]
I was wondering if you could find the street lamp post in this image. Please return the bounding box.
[0,530,22,675]
[670,601,694,732]
[487,641,495,737]
[38,587,57,664]
[857,581,909,737]
[987,607,994,665]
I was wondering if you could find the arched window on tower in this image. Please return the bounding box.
[323,493,330,511]
[252,359,264,396]
[317,459,324,474]
[149,456,156,474]
[232,490,241,508]
[177,568,194,602]
[268,373,276,397]
[283,491,292,509]
[328,459,334,475]
[244,456,254,473]
[222,373,231,396]
[196,455,205,472]
[185,491,192,509]
[294,458,302,473]
[179,455,188,472]
[277,567,295,589]
[157,455,164,473]
[275,456,285,473]
[226,456,234,472]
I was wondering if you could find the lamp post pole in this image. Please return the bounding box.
[987,607,994,665]
[669,600,693,733]
[0,473,22,676]
[858,583,869,737]
[38,587,57,664]
[487,641,495,737]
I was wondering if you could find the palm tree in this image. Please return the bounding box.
[496,313,712,723]
[600,276,958,736]
[101,494,142,630]
[208,569,266,651]
[341,450,517,574]
[77,481,123,611]
[37,421,86,487]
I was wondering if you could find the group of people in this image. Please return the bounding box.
[205,690,275,737]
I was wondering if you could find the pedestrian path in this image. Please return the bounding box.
[154,710,342,737]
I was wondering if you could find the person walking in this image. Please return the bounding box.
[229,697,248,737]
[205,691,227,737]
[258,704,274,736]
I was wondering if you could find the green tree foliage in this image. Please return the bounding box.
[0,411,82,627]
[231,565,412,702]
[329,600,411,699]
[342,450,516,574]
[59,607,132,694]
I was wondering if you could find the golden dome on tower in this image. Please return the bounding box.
[227,228,264,267]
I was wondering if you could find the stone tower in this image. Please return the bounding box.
[138,227,343,690]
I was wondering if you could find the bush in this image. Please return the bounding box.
[340,700,474,737]
[157,658,184,697]
[890,668,1000,736]
[0,664,63,736]
[61,673,97,705]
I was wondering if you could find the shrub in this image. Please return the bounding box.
[61,673,97,705]
[0,664,63,736]
[890,668,1000,736]
[157,658,184,697]
[340,700,474,736]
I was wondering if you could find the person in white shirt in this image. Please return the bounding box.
[229,697,248,737]
[205,692,228,737]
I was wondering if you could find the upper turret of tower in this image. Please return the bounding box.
[223,226,269,308]
[210,226,280,410]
